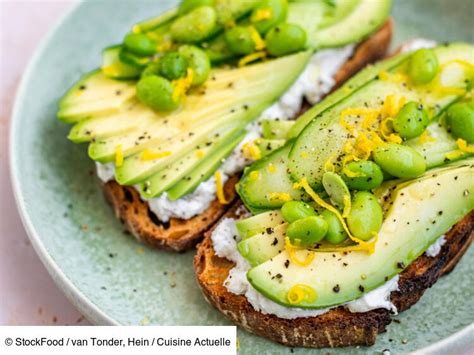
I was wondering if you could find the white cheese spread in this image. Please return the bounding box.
[400,38,437,53]
[211,218,400,320]
[425,235,446,257]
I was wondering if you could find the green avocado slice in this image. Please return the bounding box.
[247,159,474,309]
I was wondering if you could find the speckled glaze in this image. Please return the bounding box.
[10,0,473,353]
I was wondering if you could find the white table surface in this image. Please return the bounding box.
[0,0,89,325]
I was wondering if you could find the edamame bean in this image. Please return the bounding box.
[393,101,429,139]
[445,101,474,144]
[347,191,383,241]
[178,45,210,85]
[141,60,161,78]
[159,52,188,80]
[321,210,347,245]
[119,48,150,69]
[342,161,384,190]
[322,172,350,211]
[265,23,307,57]
[136,75,180,111]
[171,6,217,43]
[251,0,288,35]
[224,26,256,55]
[287,216,328,247]
[281,201,316,223]
[123,33,157,56]
[373,143,426,178]
[178,0,214,15]
[408,48,439,85]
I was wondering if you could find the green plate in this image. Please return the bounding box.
[10,0,473,353]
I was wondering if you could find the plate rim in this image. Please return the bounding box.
[8,0,474,351]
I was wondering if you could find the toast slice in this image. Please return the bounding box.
[194,204,473,348]
[101,20,393,252]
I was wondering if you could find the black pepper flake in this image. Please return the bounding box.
[266,227,274,234]
[333,285,340,293]
[284,260,290,268]
[397,261,405,269]
[343,262,348,267]
[79,85,86,90]
[271,238,278,246]
[358,285,365,292]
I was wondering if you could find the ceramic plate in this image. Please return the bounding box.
[10,0,474,353]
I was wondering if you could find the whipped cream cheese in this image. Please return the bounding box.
[425,235,446,257]
[400,38,437,53]
[211,218,400,320]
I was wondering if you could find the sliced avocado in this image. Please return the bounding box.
[236,210,285,239]
[261,120,295,140]
[105,51,311,183]
[289,44,474,189]
[133,7,178,33]
[238,144,308,209]
[254,138,286,157]
[238,52,412,210]
[247,160,474,308]
[57,70,136,123]
[238,223,288,266]
[166,130,247,200]
[140,126,243,198]
[306,0,392,49]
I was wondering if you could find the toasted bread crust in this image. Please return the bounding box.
[101,20,393,252]
[194,206,473,348]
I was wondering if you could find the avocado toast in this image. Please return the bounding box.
[57,0,393,251]
[194,43,474,347]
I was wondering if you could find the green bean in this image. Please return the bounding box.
[178,45,210,85]
[343,161,384,190]
[373,143,426,178]
[123,33,157,56]
[265,23,307,57]
[445,101,474,144]
[393,101,429,139]
[287,216,328,247]
[322,172,350,211]
[136,75,180,111]
[347,191,383,241]
[251,0,288,35]
[171,6,217,43]
[178,0,214,15]
[224,26,257,55]
[159,52,188,80]
[321,210,347,245]
[281,201,316,223]
[408,48,439,85]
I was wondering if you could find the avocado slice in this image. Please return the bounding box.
[57,70,136,123]
[110,51,311,184]
[247,159,474,308]
[237,51,412,209]
[261,120,295,140]
[236,210,285,240]
[238,223,288,266]
[289,43,474,189]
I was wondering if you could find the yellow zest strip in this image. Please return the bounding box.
[445,150,464,161]
[115,144,124,167]
[253,7,273,21]
[323,153,338,173]
[285,238,315,267]
[267,164,277,174]
[238,51,267,67]
[248,26,266,51]
[249,170,260,180]
[132,25,141,33]
[140,149,172,161]
[378,70,408,83]
[300,151,308,159]
[172,68,194,102]
[195,150,205,159]
[342,194,351,218]
[287,284,317,305]
[311,233,379,254]
[242,141,262,160]
[293,178,376,254]
[457,138,474,153]
[267,192,291,202]
[215,171,229,205]
[419,130,436,144]
[102,65,120,76]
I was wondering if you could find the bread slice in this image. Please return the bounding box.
[101,20,393,252]
[194,204,473,348]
